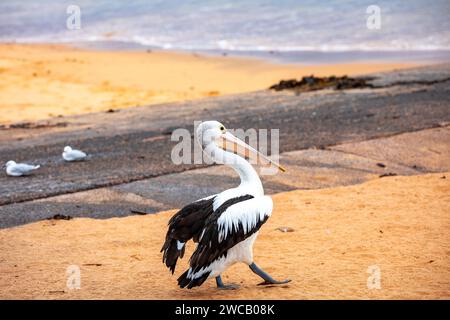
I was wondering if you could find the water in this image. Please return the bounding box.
[1,0,449,64]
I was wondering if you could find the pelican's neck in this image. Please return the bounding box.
[207,143,264,196]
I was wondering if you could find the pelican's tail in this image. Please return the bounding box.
[177,267,210,289]
[161,237,185,274]
[34,165,41,170]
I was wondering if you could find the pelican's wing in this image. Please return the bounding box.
[178,195,273,289]
[161,196,216,274]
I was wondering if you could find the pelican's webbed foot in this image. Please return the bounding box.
[216,275,240,290]
[249,262,291,285]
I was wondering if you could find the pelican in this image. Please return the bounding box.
[161,121,291,289]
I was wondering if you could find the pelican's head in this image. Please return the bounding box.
[196,121,285,172]
[64,146,72,153]
[196,120,227,148]
[5,160,16,168]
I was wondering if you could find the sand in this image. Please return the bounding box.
[0,43,417,124]
[1,172,449,299]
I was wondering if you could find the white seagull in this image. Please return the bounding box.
[161,121,290,289]
[4,160,40,176]
[62,146,87,162]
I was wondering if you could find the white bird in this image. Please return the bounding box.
[4,160,40,177]
[161,121,290,289]
[62,146,87,162]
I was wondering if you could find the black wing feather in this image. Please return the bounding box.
[178,195,271,288]
[161,197,215,273]
[190,195,266,269]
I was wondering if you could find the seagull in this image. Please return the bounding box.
[62,146,87,162]
[161,121,291,289]
[4,160,40,176]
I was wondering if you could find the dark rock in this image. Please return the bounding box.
[379,173,397,178]
[269,75,375,93]
[7,122,68,129]
[130,209,152,215]
[47,214,72,220]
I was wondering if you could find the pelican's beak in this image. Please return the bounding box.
[217,131,286,172]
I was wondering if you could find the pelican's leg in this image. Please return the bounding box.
[249,263,291,285]
[215,275,240,290]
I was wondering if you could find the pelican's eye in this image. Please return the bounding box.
[219,126,225,132]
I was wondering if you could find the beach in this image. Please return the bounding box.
[0,43,417,124]
[1,0,450,305]
[0,44,449,301]
[0,57,449,300]
[1,172,449,299]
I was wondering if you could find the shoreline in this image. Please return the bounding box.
[0,43,420,125]
[8,40,450,65]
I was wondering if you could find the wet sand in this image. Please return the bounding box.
[1,172,449,299]
[0,43,417,124]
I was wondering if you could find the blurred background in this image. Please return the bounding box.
[1,0,450,64]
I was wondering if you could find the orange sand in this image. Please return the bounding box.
[0,172,449,299]
[0,44,417,124]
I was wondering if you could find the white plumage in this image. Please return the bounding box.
[62,146,87,162]
[217,196,272,243]
[162,121,289,289]
[5,160,40,176]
